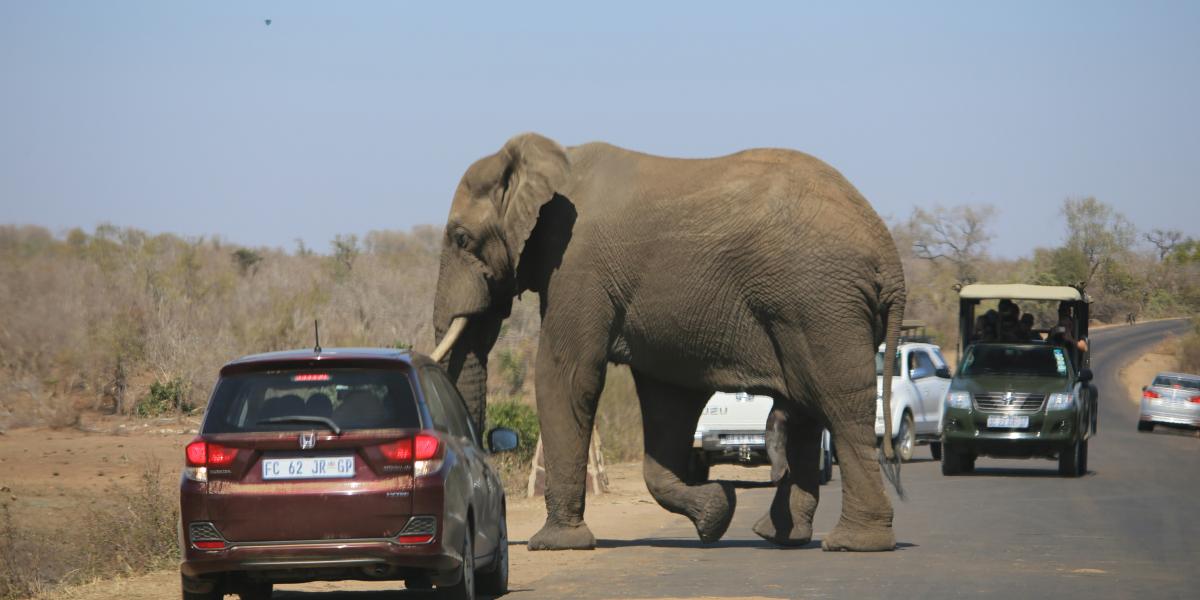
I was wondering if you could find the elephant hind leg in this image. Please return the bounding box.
[752,407,821,546]
[767,323,894,552]
[822,385,895,552]
[633,371,736,543]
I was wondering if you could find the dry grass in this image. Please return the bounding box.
[0,463,177,600]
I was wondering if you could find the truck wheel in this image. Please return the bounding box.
[819,447,833,484]
[930,441,943,460]
[896,413,915,463]
[1137,420,1154,432]
[685,450,710,484]
[941,446,967,476]
[1058,440,1084,477]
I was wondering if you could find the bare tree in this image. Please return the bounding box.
[909,204,996,284]
[1144,228,1183,262]
[1061,197,1136,289]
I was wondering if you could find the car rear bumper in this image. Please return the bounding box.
[180,536,459,581]
[1139,400,1200,427]
[694,430,768,463]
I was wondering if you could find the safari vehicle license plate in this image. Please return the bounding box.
[262,456,355,480]
[986,415,1029,429]
[720,434,765,446]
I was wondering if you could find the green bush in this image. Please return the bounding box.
[486,398,539,463]
[136,377,189,416]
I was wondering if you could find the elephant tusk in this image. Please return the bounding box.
[430,316,468,363]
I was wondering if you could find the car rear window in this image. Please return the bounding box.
[1152,375,1200,390]
[960,344,1069,378]
[202,368,421,434]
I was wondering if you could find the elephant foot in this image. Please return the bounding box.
[528,521,596,551]
[751,512,812,547]
[688,482,736,543]
[820,523,895,552]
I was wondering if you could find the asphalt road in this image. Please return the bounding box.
[512,319,1198,599]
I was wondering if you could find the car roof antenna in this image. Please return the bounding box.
[313,319,322,354]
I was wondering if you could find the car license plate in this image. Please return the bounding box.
[986,415,1029,429]
[262,456,355,480]
[720,434,765,446]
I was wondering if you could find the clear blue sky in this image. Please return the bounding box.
[2,1,1197,257]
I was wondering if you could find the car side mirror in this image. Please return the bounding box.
[935,367,951,379]
[1078,369,1093,383]
[487,427,519,454]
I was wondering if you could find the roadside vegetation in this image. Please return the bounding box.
[0,464,176,600]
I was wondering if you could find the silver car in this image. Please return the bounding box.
[1138,372,1200,432]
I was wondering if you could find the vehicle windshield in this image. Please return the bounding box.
[875,352,901,377]
[959,344,1069,378]
[1152,375,1200,390]
[202,368,420,434]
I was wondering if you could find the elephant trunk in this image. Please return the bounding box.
[433,310,505,438]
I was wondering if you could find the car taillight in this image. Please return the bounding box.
[380,439,414,462]
[1143,389,1160,399]
[415,434,439,460]
[378,433,442,475]
[185,440,238,467]
[1191,395,1200,404]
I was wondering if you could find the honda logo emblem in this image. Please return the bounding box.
[299,432,316,450]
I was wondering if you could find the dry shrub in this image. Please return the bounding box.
[1179,319,1200,374]
[596,364,642,463]
[78,462,179,578]
[0,463,177,599]
[0,504,53,599]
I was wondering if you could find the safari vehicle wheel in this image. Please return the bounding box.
[896,413,915,462]
[941,445,969,476]
[438,523,476,600]
[476,507,509,595]
[819,447,834,484]
[930,441,943,460]
[1058,440,1084,477]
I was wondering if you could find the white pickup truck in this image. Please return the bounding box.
[691,392,834,485]
[876,341,953,461]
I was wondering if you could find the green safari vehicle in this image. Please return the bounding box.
[941,284,1098,477]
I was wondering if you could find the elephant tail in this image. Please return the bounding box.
[878,293,906,500]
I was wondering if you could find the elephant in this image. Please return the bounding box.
[430,133,905,552]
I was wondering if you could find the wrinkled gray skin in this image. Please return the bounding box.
[432,133,905,552]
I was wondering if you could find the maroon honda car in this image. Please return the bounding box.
[179,347,516,600]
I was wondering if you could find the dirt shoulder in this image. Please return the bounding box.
[1119,336,1180,406]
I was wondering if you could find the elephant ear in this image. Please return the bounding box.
[495,133,569,276]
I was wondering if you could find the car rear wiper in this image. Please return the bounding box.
[257,415,342,435]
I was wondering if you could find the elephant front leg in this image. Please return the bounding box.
[823,388,896,552]
[527,343,607,551]
[753,410,821,546]
[634,372,736,543]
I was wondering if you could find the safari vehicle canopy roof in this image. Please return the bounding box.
[958,284,1088,303]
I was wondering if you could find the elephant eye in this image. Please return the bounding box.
[452,228,472,250]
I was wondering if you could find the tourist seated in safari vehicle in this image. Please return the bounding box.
[941,284,1098,477]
